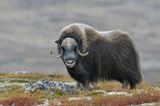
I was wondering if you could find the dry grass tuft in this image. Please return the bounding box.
[0,96,42,106]
[101,94,160,106]
[0,72,72,82]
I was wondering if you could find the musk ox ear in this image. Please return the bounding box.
[55,40,59,44]
[54,40,61,51]
[51,40,62,58]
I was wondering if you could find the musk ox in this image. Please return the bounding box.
[51,23,143,89]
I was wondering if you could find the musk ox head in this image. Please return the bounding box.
[51,37,89,68]
[51,24,91,68]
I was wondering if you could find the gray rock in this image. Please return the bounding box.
[24,80,77,94]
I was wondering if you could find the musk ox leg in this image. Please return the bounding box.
[122,80,130,89]
[76,82,82,89]
[76,82,91,90]
[82,82,90,90]
[91,82,99,89]
[130,83,136,89]
[81,82,94,90]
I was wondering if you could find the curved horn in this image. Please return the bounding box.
[77,47,89,57]
[51,50,62,58]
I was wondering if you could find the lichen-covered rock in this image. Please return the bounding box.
[24,80,77,94]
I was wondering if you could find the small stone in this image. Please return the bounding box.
[37,99,49,106]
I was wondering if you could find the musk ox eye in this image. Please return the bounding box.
[73,46,77,51]
[61,47,65,52]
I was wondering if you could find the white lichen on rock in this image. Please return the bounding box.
[68,96,92,102]
[94,90,132,96]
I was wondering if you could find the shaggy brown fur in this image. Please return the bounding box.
[55,23,143,89]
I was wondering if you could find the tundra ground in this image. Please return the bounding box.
[0,72,160,106]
